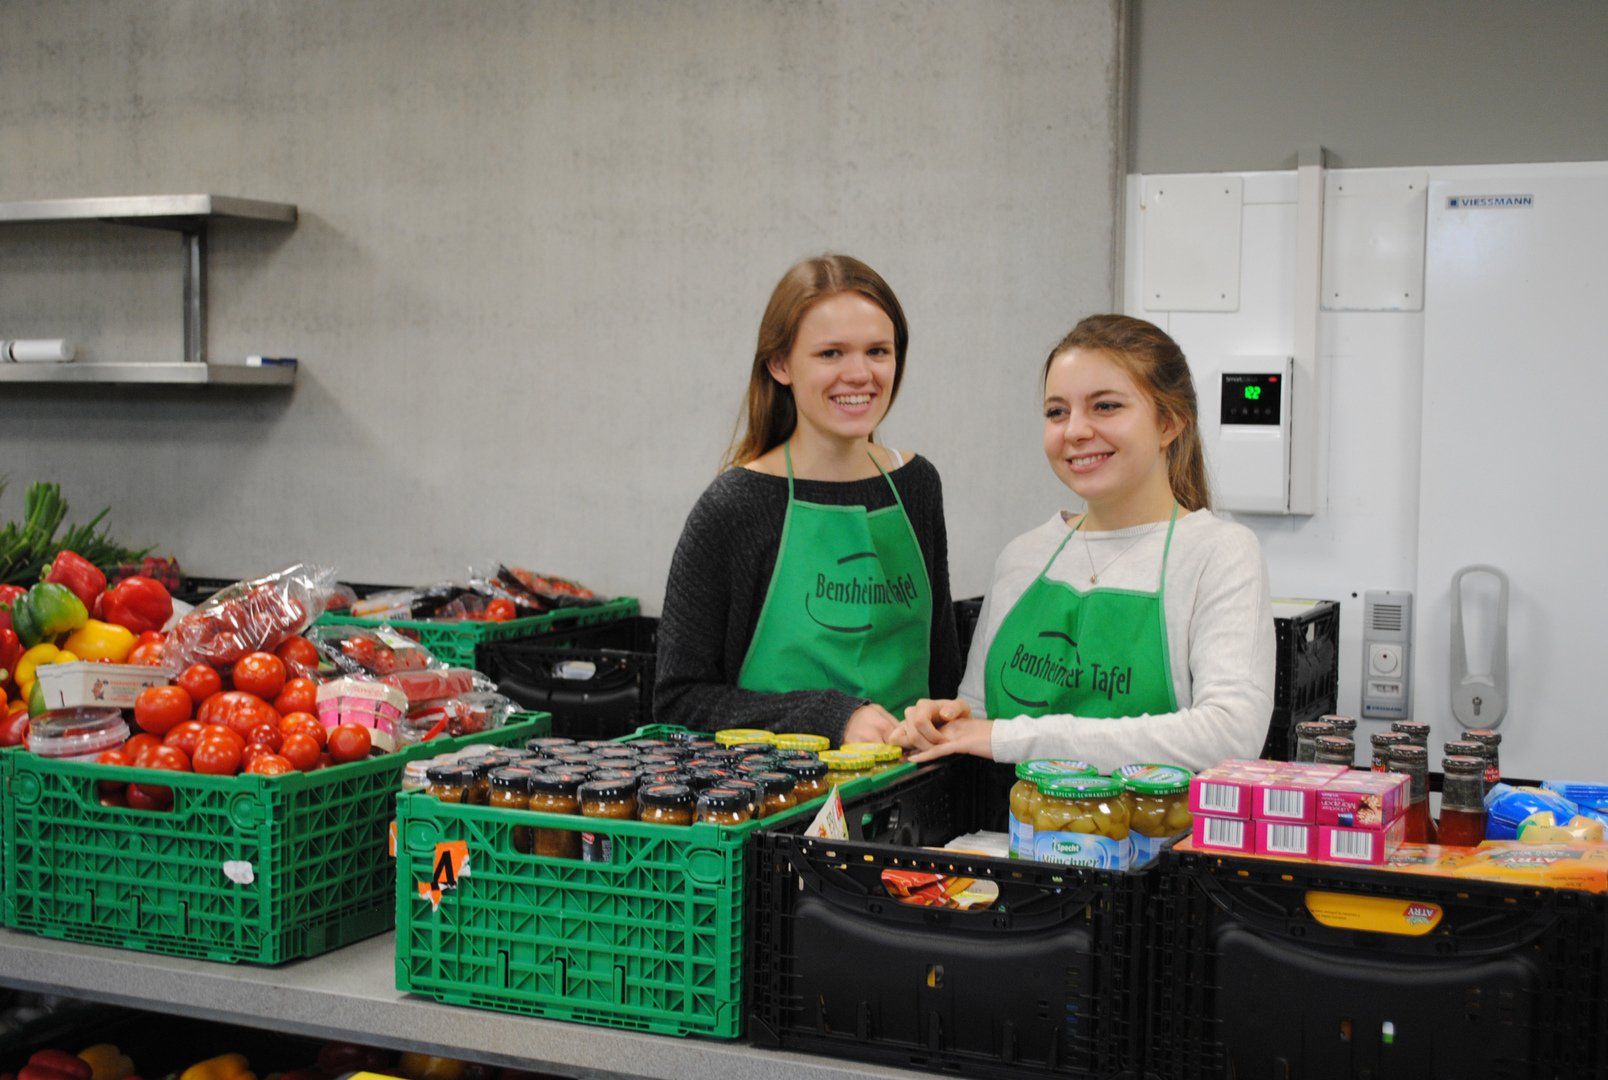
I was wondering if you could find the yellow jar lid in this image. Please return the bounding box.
[819,749,875,772]
[715,728,775,747]
[842,741,903,763]
[774,733,831,752]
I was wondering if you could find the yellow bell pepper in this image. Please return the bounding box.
[180,1054,255,1080]
[398,1054,466,1080]
[78,1043,136,1080]
[14,643,78,702]
[62,619,136,664]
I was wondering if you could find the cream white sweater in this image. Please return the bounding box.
[958,509,1274,772]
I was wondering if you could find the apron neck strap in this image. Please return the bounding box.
[783,442,904,505]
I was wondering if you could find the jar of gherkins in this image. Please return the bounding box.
[1008,760,1096,859]
[1031,775,1132,869]
[1112,763,1194,865]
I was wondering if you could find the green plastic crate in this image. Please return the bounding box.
[0,746,13,928]
[2,714,549,965]
[316,597,639,669]
[394,751,914,1038]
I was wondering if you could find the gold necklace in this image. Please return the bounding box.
[1080,517,1165,585]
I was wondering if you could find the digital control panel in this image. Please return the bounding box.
[1220,373,1283,426]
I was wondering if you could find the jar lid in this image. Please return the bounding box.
[631,739,673,750]
[1293,720,1336,735]
[1389,744,1428,765]
[753,770,797,795]
[1314,735,1354,752]
[773,749,820,763]
[532,770,586,794]
[1320,714,1358,733]
[1443,754,1485,774]
[404,760,431,777]
[819,750,875,771]
[644,770,694,787]
[425,764,474,784]
[773,733,831,752]
[690,767,732,788]
[684,739,718,752]
[724,778,761,805]
[588,768,641,790]
[640,783,695,810]
[715,728,774,747]
[525,737,575,751]
[593,745,639,758]
[740,752,779,767]
[842,742,902,763]
[1443,740,1483,758]
[1017,759,1096,781]
[1370,731,1410,747]
[579,778,636,801]
[1463,728,1502,746]
[1391,720,1431,734]
[779,758,827,780]
[636,753,680,767]
[454,744,500,759]
[1038,775,1125,800]
[1114,763,1194,795]
[490,766,534,791]
[26,708,127,760]
[698,787,750,813]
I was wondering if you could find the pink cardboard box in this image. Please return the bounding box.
[1318,814,1407,866]
[1253,768,1343,823]
[1255,818,1319,859]
[1190,765,1268,818]
[1315,770,1410,827]
[1191,814,1254,854]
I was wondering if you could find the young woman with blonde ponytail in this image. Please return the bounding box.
[893,315,1273,772]
[655,255,960,743]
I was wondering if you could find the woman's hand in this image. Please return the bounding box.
[907,717,995,763]
[891,698,972,752]
[842,703,899,744]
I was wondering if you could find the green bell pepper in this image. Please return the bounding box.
[7,582,90,649]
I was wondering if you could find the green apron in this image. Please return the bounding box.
[737,445,933,713]
[985,506,1180,720]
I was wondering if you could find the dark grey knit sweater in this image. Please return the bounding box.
[654,456,962,740]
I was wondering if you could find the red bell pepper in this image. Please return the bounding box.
[19,1050,93,1080]
[43,550,107,609]
[102,575,174,635]
[0,627,20,689]
[0,583,24,633]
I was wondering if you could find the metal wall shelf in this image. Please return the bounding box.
[0,194,299,387]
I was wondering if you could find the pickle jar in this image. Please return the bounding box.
[1031,776,1132,869]
[578,779,637,862]
[639,783,696,826]
[819,749,876,787]
[530,770,584,859]
[1008,760,1096,859]
[779,758,828,802]
[715,728,774,748]
[696,787,753,826]
[490,766,536,853]
[425,764,472,804]
[1113,764,1194,865]
[753,771,799,818]
[774,733,831,753]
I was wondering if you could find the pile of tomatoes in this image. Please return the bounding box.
[93,636,374,811]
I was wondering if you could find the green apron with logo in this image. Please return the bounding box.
[985,506,1180,720]
[737,445,933,712]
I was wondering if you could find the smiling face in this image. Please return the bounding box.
[1043,346,1179,513]
[767,291,898,449]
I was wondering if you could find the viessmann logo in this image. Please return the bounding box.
[1447,194,1533,209]
[996,629,1134,708]
[804,550,921,634]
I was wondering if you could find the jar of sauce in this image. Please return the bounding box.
[490,766,536,853]
[530,770,584,859]
[696,787,753,826]
[466,759,499,806]
[724,778,763,818]
[1437,755,1487,847]
[753,771,799,818]
[1293,720,1336,763]
[402,760,432,792]
[1391,720,1431,748]
[1313,735,1356,767]
[1389,744,1437,843]
[639,783,696,826]
[1370,731,1410,771]
[690,767,733,791]
[579,779,636,862]
[779,758,828,802]
[1462,729,1502,793]
[426,764,472,803]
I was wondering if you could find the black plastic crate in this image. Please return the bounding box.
[481,615,659,739]
[1147,848,1608,1080]
[751,758,1148,1079]
[1273,599,1340,716]
[171,575,401,606]
[1259,696,1338,762]
[955,595,985,660]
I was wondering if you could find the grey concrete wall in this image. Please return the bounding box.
[1130,0,1608,172]
[0,0,1124,610]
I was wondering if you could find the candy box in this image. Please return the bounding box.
[1191,813,1254,854]
[1253,765,1345,823]
[1317,813,1406,866]
[1315,769,1410,827]
[1190,764,1270,818]
[1255,818,1319,858]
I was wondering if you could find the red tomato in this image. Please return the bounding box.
[273,677,317,716]
[149,744,192,772]
[276,636,321,676]
[135,630,166,647]
[341,636,379,670]
[176,664,224,706]
[95,748,132,798]
[280,712,327,748]
[192,736,243,776]
[246,721,283,753]
[484,598,517,622]
[133,685,192,735]
[279,731,321,771]
[326,723,372,764]
[246,753,294,777]
[99,791,128,808]
[163,720,208,757]
[124,732,162,764]
[232,652,287,700]
[126,783,172,811]
[201,722,245,749]
[316,752,334,770]
[239,743,268,771]
[127,641,167,666]
[199,691,280,737]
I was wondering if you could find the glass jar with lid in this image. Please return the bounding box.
[779,758,828,802]
[1030,776,1132,869]
[1313,735,1356,767]
[1292,720,1336,763]
[774,733,830,753]
[1009,760,1096,859]
[490,766,536,853]
[1438,755,1487,847]
[426,764,473,804]
[1370,731,1410,771]
[530,770,584,859]
[579,779,637,862]
[696,787,752,826]
[818,749,875,787]
[639,783,696,826]
[1114,764,1194,865]
[1462,729,1502,792]
[752,771,798,818]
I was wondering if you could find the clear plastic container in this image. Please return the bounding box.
[27,708,128,761]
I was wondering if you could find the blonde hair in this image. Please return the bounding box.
[1044,314,1212,511]
[724,254,909,469]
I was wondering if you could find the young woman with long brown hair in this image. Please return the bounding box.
[655,255,961,743]
[893,314,1273,772]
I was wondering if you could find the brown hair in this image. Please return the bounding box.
[724,254,910,469]
[1043,314,1212,511]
